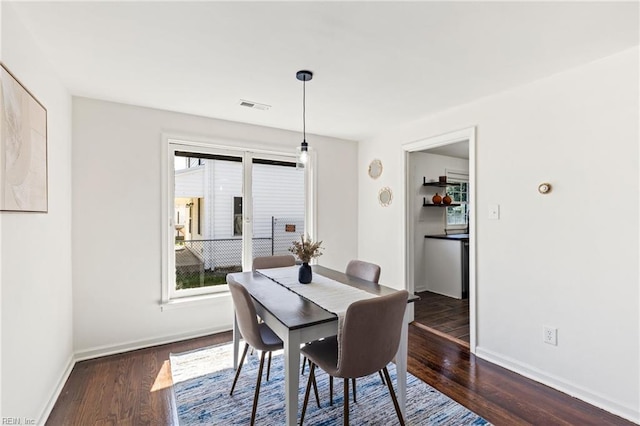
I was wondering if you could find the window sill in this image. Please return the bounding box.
[445,225,468,231]
[161,292,230,311]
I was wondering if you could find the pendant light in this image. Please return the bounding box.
[296,70,313,164]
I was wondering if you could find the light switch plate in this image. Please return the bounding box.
[488,204,500,220]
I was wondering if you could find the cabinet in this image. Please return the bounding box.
[423,237,464,299]
[422,177,460,207]
[423,235,469,299]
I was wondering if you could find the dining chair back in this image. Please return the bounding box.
[252,255,296,270]
[300,258,381,377]
[300,290,409,425]
[345,259,381,283]
[338,290,408,378]
[228,278,276,352]
[302,259,382,379]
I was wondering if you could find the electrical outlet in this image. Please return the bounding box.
[543,326,557,346]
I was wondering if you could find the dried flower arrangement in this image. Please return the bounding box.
[289,235,324,264]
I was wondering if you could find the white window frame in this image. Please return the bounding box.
[444,169,469,231]
[161,135,315,304]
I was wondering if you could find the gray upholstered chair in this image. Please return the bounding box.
[300,290,409,425]
[228,276,318,425]
[228,277,282,425]
[345,259,385,388]
[252,254,296,270]
[345,259,381,283]
[301,259,383,383]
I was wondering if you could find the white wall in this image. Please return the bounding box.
[72,98,358,356]
[359,47,639,421]
[1,3,74,422]
[410,152,468,291]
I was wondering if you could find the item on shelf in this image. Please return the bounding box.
[439,176,447,183]
[432,193,442,205]
[443,193,452,205]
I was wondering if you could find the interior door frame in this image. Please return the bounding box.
[402,126,477,352]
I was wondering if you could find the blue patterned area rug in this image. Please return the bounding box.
[170,343,491,425]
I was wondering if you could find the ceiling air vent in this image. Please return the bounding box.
[239,99,271,111]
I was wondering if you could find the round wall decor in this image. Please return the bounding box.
[378,186,393,207]
[368,159,383,179]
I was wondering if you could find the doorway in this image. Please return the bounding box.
[403,127,476,350]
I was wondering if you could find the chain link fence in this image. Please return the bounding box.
[272,216,305,257]
[175,216,305,289]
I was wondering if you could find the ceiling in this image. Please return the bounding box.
[425,141,469,160]
[9,1,639,141]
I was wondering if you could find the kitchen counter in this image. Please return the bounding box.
[424,233,469,242]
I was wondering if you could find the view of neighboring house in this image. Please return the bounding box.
[173,154,305,288]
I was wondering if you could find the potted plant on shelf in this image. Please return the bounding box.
[289,235,324,284]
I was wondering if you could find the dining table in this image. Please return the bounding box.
[227,264,418,426]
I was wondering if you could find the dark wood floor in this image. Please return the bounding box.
[46,331,233,426]
[46,326,633,425]
[414,290,470,344]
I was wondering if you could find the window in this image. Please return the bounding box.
[251,159,306,259]
[445,170,469,229]
[233,196,243,236]
[163,139,310,301]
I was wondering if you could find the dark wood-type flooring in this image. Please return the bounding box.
[414,290,470,344]
[46,327,633,425]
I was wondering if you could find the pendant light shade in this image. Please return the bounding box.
[296,70,313,164]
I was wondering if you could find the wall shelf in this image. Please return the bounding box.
[423,197,460,207]
[423,177,461,187]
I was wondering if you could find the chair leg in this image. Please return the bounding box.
[301,362,316,426]
[378,370,386,385]
[266,351,272,381]
[382,367,405,426]
[329,375,333,406]
[311,364,321,408]
[230,343,249,396]
[351,378,356,403]
[301,356,307,374]
[343,378,350,426]
[250,351,267,426]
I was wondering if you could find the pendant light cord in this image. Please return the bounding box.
[302,77,306,142]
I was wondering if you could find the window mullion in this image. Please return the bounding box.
[242,151,254,271]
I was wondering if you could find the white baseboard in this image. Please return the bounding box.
[37,353,75,426]
[475,346,640,424]
[74,325,231,361]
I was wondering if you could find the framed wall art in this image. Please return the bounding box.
[0,63,47,212]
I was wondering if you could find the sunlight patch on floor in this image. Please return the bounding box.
[151,360,173,392]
